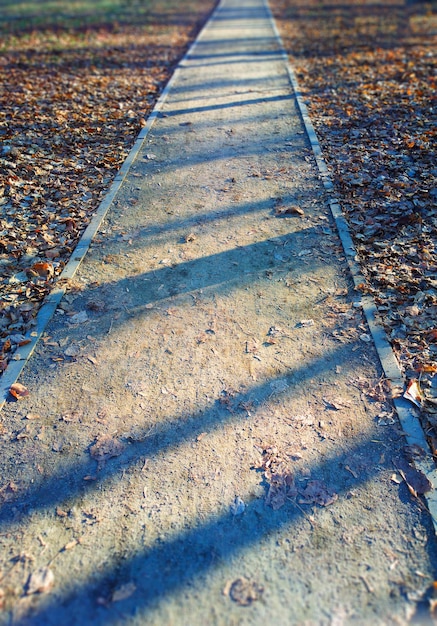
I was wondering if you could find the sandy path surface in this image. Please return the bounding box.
[1,0,436,624]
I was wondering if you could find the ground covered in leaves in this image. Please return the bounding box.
[0,0,217,372]
[270,0,437,439]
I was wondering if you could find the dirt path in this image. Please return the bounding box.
[1,0,436,624]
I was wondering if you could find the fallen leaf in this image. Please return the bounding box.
[404,379,424,408]
[45,248,61,260]
[225,577,264,606]
[323,397,350,411]
[112,582,137,603]
[90,435,125,462]
[260,445,297,509]
[267,326,283,337]
[391,473,403,485]
[245,340,259,353]
[427,330,437,343]
[297,319,315,328]
[395,456,432,495]
[26,567,54,595]
[275,205,304,217]
[415,364,437,374]
[25,413,40,420]
[230,496,245,515]
[16,426,30,440]
[9,382,29,400]
[2,339,11,353]
[18,339,31,347]
[64,344,80,357]
[68,311,89,325]
[56,507,68,517]
[31,262,54,278]
[299,480,338,507]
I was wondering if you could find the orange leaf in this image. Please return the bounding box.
[427,330,437,343]
[275,205,304,217]
[415,364,437,374]
[31,262,54,278]
[2,339,11,353]
[355,283,371,293]
[9,383,30,400]
[403,379,423,408]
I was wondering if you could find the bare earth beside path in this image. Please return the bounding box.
[1,0,437,624]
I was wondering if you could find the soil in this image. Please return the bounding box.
[0,0,436,624]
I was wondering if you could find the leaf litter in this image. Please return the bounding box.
[256,445,338,510]
[271,0,437,442]
[0,0,217,374]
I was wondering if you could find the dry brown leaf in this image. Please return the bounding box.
[56,507,68,517]
[9,382,29,400]
[90,435,125,462]
[226,577,264,606]
[403,379,424,408]
[31,262,54,278]
[415,364,437,374]
[395,457,432,496]
[112,582,137,603]
[183,233,196,243]
[275,205,304,217]
[26,567,55,595]
[299,480,338,507]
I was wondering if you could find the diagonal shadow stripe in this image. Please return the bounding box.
[68,228,324,327]
[1,341,358,530]
[159,93,293,118]
[17,429,436,626]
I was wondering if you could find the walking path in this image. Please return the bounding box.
[1,0,437,624]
